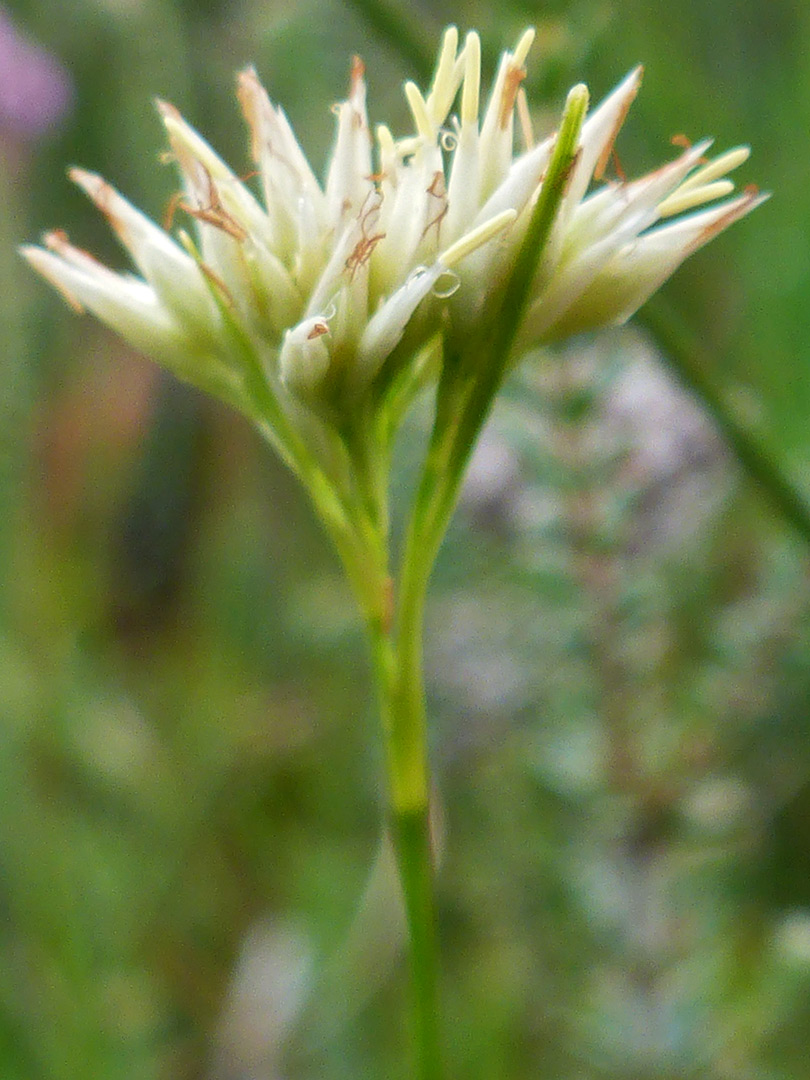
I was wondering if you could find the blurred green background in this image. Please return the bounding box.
[2,0,810,1077]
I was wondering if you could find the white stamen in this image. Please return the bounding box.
[657,178,735,218]
[676,145,751,194]
[426,26,460,126]
[405,81,434,140]
[512,28,536,68]
[440,208,517,268]
[461,32,481,127]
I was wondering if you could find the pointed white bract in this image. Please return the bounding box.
[23,26,765,415]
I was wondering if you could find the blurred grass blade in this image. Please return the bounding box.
[343,0,435,81]
[640,296,810,544]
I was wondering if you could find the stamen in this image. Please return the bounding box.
[376,123,395,172]
[512,27,536,68]
[461,31,481,127]
[677,145,751,194]
[404,81,434,140]
[440,208,517,268]
[426,26,460,125]
[657,178,735,218]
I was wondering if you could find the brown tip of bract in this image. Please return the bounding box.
[21,242,85,313]
[351,55,365,84]
[593,68,642,182]
[236,67,272,165]
[499,63,527,130]
[44,228,107,267]
[155,98,181,123]
[43,228,70,251]
[689,188,769,256]
[68,166,103,201]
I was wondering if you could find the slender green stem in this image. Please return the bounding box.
[243,88,590,1060]
[337,406,441,1080]
[286,83,590,1080]
[368,614,441,1080]
[391,804,441,1080]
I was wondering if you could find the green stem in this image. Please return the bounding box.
[391,804,441,1080]
[368,596,441,1080]
[303,80,590,1080]
[339,406,440,1080]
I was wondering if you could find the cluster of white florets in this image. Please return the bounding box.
[22,27,763,415]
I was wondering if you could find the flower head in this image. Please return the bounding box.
[22,27,764,422]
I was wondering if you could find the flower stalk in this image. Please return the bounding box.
[22,24,765,1079]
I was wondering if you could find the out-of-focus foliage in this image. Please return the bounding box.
[1,0,809,1077]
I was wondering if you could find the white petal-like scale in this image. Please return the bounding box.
[24,238,174,334]
[357,264,447,385]
[280,315,332,397]
[540,190,768,341]
[563,66,644,217]
[69,168,221,343]
[325,58,374,232]
[237,67,326,251]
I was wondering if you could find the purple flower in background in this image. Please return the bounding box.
[0,5,73,139]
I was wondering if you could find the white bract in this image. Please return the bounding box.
[22,27,765,418]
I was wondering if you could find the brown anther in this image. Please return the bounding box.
[422,171,448,243]
[307,321,330,340]
[179,168,248,241]
[670,133,692,149]
[345,232,385,277]
[345,192,386,278]
[163,190,184,231]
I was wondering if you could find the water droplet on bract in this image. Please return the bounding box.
[407,266,429,283]
[432,270,460,298]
